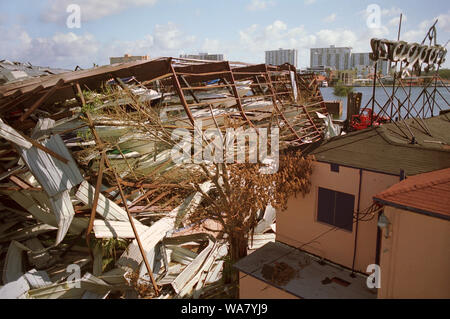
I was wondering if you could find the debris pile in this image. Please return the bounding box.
[0,57,329,298]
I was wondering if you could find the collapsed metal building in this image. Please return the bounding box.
[0,57,331,298]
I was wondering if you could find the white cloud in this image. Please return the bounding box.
[0,26,99,68]
[388,15,407,28]
[201,38,221,53]
[0,22,198,68]
[153,22,196,51]
[246,0,275,11]
[304,0,316,5]
[402,11,450,43]
[42,0,158,23]
[237,20,363,65]
[381,7,402,17]
[323,13,336,23]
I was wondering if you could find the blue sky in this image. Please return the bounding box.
[0,0,449,69]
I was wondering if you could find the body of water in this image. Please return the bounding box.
[320,86,450,120]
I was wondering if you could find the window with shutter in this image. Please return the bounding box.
[317,187,355,231]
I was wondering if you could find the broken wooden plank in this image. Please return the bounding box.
[19,79,65,122]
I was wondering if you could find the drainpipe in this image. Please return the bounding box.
[350,168,363,277]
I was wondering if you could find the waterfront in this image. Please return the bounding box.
[320,86,450,120]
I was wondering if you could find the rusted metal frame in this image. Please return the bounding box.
[377,78,413,123]
[271,70,321,137]
[262,68,301,141]
[429,65,441,116]
[114,187,141,204]
[437,76,450,94]
[86,150,106,256]
[179,83,233,91]
[175,70,232,77]
[253,75,265,95]
[422,87,444,119]
[239,93,289,101]
[259,90,292,96]
[394,80,432,135]
[85,112,160,295]
[114,76,140,104]
[381,78,431,138]
[226,62,256,129]
[19,79,65,122]
[128,188,159,208]
[433,86,449,109]
[170,62,196,126]
[180,75,200,104]
[369,87,411,139]
[377,79,407,119]
[9,175,29,189]
[220,78,235,96]
[284,129,320,140]
[0,86,44,115]
[118,180,190,189]
[159,195,180,209]
[0,185,42,191]
[114,169,160,294]
[395,74,429,120]
[74,82,86,107]
[142,191,171,210]
[114,143,150,205]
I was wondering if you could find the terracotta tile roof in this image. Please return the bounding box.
[374,167,450,220]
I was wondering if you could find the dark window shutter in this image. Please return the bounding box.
[317,188,334,225]
[330,163,340,172]
[335,191,355,231]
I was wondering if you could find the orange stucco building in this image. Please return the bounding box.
[235,115,450,299]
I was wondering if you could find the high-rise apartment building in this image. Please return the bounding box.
[310,45,351,71]
[179,53,224,61]
[310,46,389,75]
[265,49,298,68]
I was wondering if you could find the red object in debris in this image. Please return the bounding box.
[350,109,389,131]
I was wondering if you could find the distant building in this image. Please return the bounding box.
[265,49,298,68]
[310,46,390,76]
[110,54,150,64]
[305,65,327,75]
[179,53,224,61]
[351,52,389,76]
[310,45,351,71]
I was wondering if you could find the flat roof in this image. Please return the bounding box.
[234,241,377,299]
[310,115,450,176]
